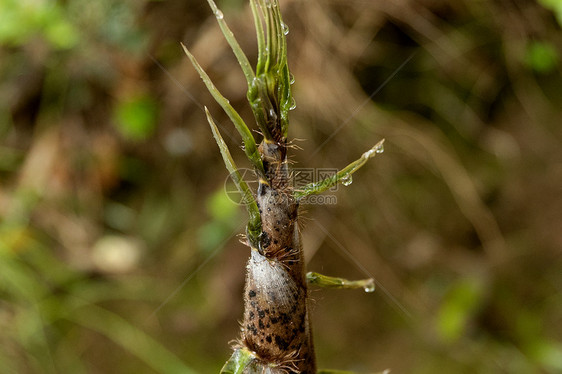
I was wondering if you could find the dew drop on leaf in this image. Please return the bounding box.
[341,175,353,186]
[289,98,297,110]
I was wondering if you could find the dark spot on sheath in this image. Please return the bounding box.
[249,311,255,319]
[280,313,291,324]
[259,319,265,329]
[270,317,279,324]
[266,335,272,343]
[247,323,258,336]
[258,310,265,319]
[274,335,289,351]
[249,290,256,298]
[261,232,271,248]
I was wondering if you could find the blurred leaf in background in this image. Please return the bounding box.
[114,93,158,141]
[0,0,78,49]
[436,277,485,343]
[523,41,559,74]
[538,0,562,25]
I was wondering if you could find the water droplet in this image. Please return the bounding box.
[215,10,224,20]
[362,149,375,159]
[363,140,385,159]
[363,280,375,293]
[281,22,289,35]
[289,98,297,110]
[289,74,295,85]
[341,175,353,186]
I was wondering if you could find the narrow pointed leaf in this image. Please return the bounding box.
[294,139,385,200]
[182,43,265,177]
[307,272,375,292]
[205,0,255,86]
[205,108,261,242]
[250,0,266,75]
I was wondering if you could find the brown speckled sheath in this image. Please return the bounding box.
[239,141,316,373]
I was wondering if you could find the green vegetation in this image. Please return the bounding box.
[1,0,561,373]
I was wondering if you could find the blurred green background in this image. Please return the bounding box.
[1,0,562,373]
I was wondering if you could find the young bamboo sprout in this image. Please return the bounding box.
[184,0,384,372]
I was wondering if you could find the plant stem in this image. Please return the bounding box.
[187,1,383,372]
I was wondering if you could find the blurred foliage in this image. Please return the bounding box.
[0,0,78,49]
[524,40,559,73]
[539,0,562,25]
[114,93,159,141]
[1,0,562,373]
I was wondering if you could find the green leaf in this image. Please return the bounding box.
[182,44,265,177]
[204,108,262,246]
[307,272,375,292]
[206,0,255,86]
[295,139,385,200]
[220,348,256,373]
[246,0,294,139]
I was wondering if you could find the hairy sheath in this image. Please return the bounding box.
[240,142,315,373]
